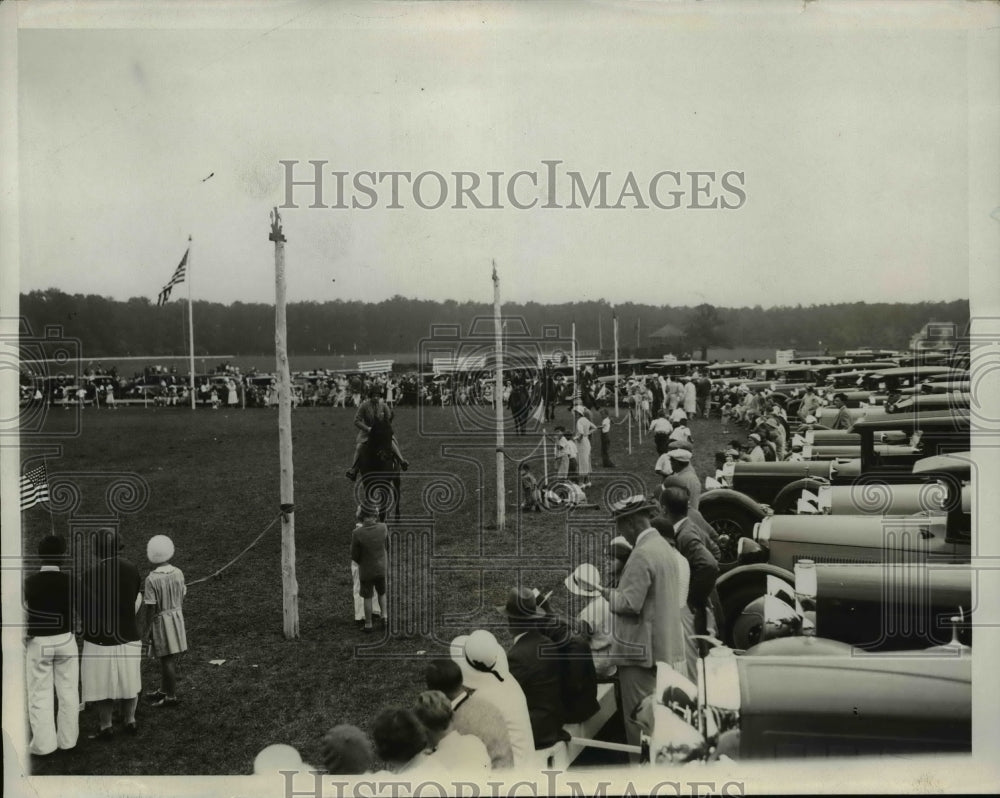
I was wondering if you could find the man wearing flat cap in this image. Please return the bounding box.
[660,447,701,510]
[503,588,569,750]
[577,496,689,759]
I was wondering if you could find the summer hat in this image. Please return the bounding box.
[147,535,175,565]
[609,494,658,519]
[564,563,602,597]
[452,630,507,683]
[499,587,547,619]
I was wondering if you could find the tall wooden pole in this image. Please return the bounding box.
[571,320,577,405]
[613,308,620,418]
[492,261,505,532]
[186,236,196,409]
[271,208,299,639]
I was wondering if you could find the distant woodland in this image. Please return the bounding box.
[19,290,969,358]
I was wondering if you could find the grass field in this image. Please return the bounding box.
[21,401,732,776]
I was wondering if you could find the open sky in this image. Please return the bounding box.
[15,2,979,308]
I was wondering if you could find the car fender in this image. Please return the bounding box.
[717,563,795,595]
[771,477,832,515]
[699,488,770,519]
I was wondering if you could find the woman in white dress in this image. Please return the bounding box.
[572,405,598,488]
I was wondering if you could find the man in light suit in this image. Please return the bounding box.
[581,495,689,757]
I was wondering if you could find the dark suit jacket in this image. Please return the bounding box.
[507,629,567,749]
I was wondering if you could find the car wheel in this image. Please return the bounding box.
[701,507,760,568]
[719,582,767,648]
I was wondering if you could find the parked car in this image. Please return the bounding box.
[727,562,972,652]
[699,411,970,565]
[714,484,971,644]
[646,637,970,762]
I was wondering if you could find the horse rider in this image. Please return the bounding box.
[346,384,409,481]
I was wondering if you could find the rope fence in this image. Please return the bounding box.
[187,513,283,587]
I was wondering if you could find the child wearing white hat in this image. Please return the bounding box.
[144,535,188,707]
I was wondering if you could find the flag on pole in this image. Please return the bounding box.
[157,247,190,306]
[20,464,49,511]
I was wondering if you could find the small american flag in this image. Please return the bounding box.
[157,246,189,307]
[20,464,49,511]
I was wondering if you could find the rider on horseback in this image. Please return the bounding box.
[346,383,409,481]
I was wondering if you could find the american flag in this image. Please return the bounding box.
[157,247,189,307]
[20,464,49,511]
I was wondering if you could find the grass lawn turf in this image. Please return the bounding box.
[21,401,734,775]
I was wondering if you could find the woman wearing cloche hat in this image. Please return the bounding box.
[143,535,188,707]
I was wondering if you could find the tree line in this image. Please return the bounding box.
[19,289,969,358]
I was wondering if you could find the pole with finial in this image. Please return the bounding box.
[271,208,299,639]
[492,260,505,532]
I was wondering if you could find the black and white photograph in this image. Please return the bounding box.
[3,1,999,796]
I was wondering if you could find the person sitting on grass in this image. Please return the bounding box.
[350,505,388,633]
[346,384,408,481]
[519,463,542,512]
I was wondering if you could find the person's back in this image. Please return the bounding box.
[662,466,701,510]
[79,556,142,646]
[452,690,514,769]
[350,519,388,581]
[610,532,687,672]
[431,729,491,772]
[507,629,567,749]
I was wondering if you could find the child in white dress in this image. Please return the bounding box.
[144,535,188,707]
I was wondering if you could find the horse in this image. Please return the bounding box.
[357,414,402,521]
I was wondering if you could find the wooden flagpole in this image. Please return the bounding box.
[571,320,577,405]
[613,307,619,418]
[186,236,196,409]
[271,208,299,639]
[492,261,505,532]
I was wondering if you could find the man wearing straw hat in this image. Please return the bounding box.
[574,495,689,758]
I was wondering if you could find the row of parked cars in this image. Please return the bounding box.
[645,404,974,763]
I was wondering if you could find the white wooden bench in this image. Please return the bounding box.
[536,681,621,769]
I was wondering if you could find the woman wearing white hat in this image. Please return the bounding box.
[565,564,616,678]
[449,630,535,768]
